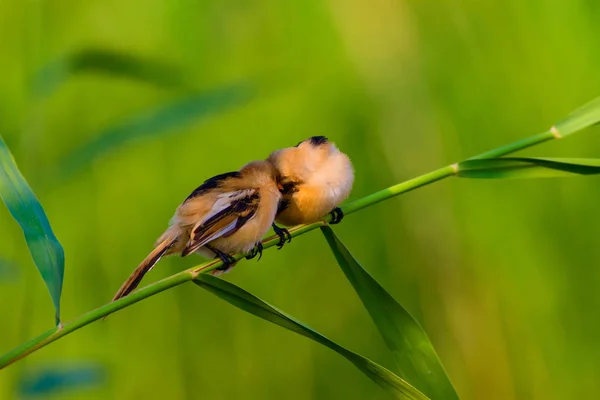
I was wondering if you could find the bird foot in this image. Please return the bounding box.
[329,207,344,224]
[272,224,292,249]
[207,245,237,269]
[245,242,263,261]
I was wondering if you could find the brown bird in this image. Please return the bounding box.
[111,160,282,302]
[267,136,354,247]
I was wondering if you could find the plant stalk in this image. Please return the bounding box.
[0,128,561,369]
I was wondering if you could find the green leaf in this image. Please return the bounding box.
[0,136,65,324]
[553,96,600,137]
[55,84,252,181]
[193,274,429,400]
[33,48,183,98]
[457,157,600,179]
[320,226,457,400]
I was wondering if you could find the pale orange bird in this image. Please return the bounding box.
[267,136,354,247]
[111,160,282,302]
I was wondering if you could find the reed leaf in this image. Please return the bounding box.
[553,96,600,137]
[0,136,64,324]
[55,83,252,180]
[193,274,429,400]
[33,48,182,98]
[457,157,600,179]
[320,226,457,400]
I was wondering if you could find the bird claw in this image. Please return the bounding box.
[208,245,236,269]
[329,207,344,224]
[246,242,263,261]
[272,224,292,249]
[213,252,237,273]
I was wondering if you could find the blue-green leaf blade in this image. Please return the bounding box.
[0,136,65,324]
[193,274,429,400]
[457,157,600,179]
[18,363,105,396]
[320,226,457,400]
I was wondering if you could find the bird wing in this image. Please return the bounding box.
[184,171,241,202]
[181,189,260,256]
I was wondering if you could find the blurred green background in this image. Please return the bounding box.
[2,0,600,399]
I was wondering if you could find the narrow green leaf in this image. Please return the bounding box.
[553,96,600,137]
[320,226,457,400]
[55,84,252,181]
[0,136,65,324]
[457,157,600,179]
[193,274,429,400]
[33,48,182,98]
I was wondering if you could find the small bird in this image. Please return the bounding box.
[111,160,282,302]
[267,136,354,246]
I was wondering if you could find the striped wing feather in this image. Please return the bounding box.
[181,190,260,256]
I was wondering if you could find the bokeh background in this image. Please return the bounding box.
[2,1,600,399]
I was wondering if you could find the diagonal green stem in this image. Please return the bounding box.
[344,130,557,215]
[0,127,562,369]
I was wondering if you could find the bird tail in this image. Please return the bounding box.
[111,236,176,302]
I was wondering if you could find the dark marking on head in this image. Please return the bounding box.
[184,171,241,202]
[309,136,328,146]
[295,136,328,147]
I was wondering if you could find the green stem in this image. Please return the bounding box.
[0,128,560,369]
[345,130,557,215]
[343,166,456,215]
[469,131,556,159]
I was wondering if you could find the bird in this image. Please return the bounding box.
[267,136,354,247]
[110,160,283,302]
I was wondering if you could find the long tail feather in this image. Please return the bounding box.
[111,237,176,302]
